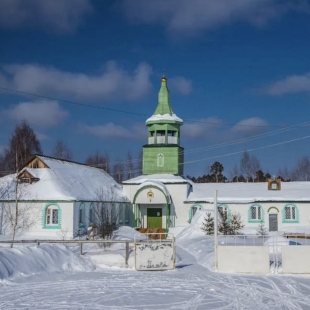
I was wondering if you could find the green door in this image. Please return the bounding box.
[147,208,162,228]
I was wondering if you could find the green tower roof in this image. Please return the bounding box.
[154,77,173,115]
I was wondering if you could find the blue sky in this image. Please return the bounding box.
[1,0,310,177]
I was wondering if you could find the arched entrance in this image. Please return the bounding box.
[133,181,171,230]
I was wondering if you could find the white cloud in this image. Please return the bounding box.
[266,72,310,95]
[182,117,224,139]
[2,62,153,102]
[81,122,146,139]
[4,100,69,128]
[169,76,192,95]
[0,0,92,33]
[231,117,268,135]
[119,0,310,37]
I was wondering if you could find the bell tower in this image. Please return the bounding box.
[142,77,184,175]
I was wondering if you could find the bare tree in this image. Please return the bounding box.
[136,150,143,176]
[277,167,291,182]
[2,120,42,175]
[240,151,260,182]
[90,187,121,242]
[293,156,310,181]
[126,151,134,180]
[113,159,124,184]
[250,156,260,182]
[230,164,240,182]
[52,139,73,160]
[240,151,251,182]
[0,178,39,246]
[85,151,110,173]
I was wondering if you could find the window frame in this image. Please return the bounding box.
[79,202,86,228]
[217,204,230,222]
[248,204,264,223]
[42,203,62,230]
[282,203,299,223]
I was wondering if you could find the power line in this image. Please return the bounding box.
[0,85,287,128]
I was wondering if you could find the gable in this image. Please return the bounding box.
[26,157,49,169]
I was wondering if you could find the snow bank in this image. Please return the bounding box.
[0,244,95,280]
[176,210,215,270]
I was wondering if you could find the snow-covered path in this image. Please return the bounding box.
[1,246,310,310]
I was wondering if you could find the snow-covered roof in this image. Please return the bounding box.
[188,182,310,203]
[146,113,183,124]
[0,156,129,202]
[123,174,189,185]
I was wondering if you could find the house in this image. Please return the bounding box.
[0,155,131,238]
[123,77,310,234]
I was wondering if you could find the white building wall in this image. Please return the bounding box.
[1,201,75,238]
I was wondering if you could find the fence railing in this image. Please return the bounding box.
[0,239,133,267]
[217,234,310,246]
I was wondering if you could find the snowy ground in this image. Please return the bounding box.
[1,222,310,309]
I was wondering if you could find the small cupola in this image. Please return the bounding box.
[268,178,281,190]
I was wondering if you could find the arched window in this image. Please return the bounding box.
[218,204,230,222]
[188,205,203,223]
[283,204,298,223]
[157,153,164,167]
[248,204,264,223]
[42,203,62,229]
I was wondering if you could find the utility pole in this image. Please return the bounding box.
[214,190,218,271]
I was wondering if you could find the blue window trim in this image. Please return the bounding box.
[89,202,94,225]
[248,204,265,223]
[79,202,86,228]
[282,203,299,223]
[42,202,62,230]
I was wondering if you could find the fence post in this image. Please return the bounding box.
[80,242,83,255]
[125,241,129,267]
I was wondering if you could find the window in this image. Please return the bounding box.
[250,205,262,221]
[42,203,62,229]
[218,206,228,219]
[79,203,85,226]
[89,204,93,223]
[157,153,164,167]
[188,205,203,223]
[285,205,296,220]
[46,205,58,225]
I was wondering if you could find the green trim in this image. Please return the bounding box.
[133,185,170,204]
[282,203,299,223]
[248,204,265,223]
[41,202,62,230]
[267,206,279,213]
[188,204,204,223]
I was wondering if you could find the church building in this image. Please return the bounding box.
[123,77,310,234]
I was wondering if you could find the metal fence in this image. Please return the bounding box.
[0,239,133,267]
[216,234,310,274]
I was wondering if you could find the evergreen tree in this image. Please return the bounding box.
[201,213,214,235]
[218,209,231,235]
[229,212,245,235]
[256,223,268,236]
